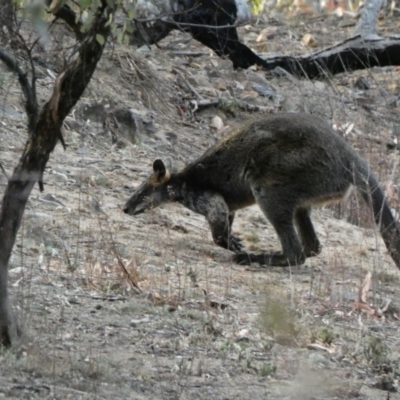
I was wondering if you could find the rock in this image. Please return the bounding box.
[104,108,156,146]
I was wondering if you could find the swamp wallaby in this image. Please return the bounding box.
[123,113,400,268]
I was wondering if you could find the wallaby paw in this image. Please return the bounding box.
[303,242,322,258]
[228,235,244,252]
[233,251,305,267]
[0,310,20,347]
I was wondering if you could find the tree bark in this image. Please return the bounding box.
[355,0,386,38]
[0,2,115,346]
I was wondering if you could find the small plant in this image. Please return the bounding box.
[245,233,261,251]
[259,363,277,377]
[375,270,400,285]
[239,348,255,374]
[245,233,260,244]
[187,268,198,285]
[319,328,335,345]
[364,336,390,367]
[259,294,299,343]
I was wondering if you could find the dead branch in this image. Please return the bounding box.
[46,1,84,40]
[168,51,208,57]
[173,67,204,101]
[262,35,400,79]
[0,49,38,132]
[190,98,273,114]
[263,0,397,78]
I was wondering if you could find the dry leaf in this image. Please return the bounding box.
[301,34,318,48]
[343,123,355,136]
[359,271,372,304]
[210,116,224,132]
[256,28,269,42]
[235,328,252,342]
[355,272,380,318]
[307,343,335,354]
[215,82,227,91]
[355,301,376,316]
[241,90,259,100]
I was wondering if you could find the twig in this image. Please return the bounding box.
[134,16,246,30]
[0,49,38,133]
[120,1,246,30]
[46,1,84,40]
[189,98,274,113]
[236,101,274,113]
[168,51,208,57]
[107,232,142,294]
[173,67,204,101]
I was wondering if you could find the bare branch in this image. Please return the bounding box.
[0,49,38,133]
[46,1,84,40]
[262,35,400,79]
[173,67,204,101]
[134,17,246,30]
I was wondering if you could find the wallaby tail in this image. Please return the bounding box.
[356,166,400,268]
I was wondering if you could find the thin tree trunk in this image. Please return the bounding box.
[355,0,386,38]
[0,1,116,346]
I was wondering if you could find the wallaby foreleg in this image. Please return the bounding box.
[183,192,243,252]
[207,207,243,252]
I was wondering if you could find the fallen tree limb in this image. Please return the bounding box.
[189,98,274,114]
[263,35,400,79]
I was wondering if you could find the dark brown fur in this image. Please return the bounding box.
[124,113,400,268]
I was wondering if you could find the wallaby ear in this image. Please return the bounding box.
[153,159,166,180]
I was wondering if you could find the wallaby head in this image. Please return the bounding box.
[123,158,173,216]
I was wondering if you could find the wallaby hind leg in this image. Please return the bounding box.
[234,188,305,267]
[295,207,321,257]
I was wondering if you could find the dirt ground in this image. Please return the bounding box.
[1,6,400,399]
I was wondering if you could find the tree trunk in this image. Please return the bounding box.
[0,2,115,346]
